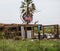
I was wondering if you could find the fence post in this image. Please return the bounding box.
[37,25,41,40]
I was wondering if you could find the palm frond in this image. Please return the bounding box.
[21,9,25,13]
[24,0,32,3]
[20,1,26,8]
[24,0,32,5]
[31,3,36,10]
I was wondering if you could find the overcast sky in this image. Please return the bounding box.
[0,0,60,25]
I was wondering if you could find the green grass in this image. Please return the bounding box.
[40,39,60,51]
[0,39,60,51]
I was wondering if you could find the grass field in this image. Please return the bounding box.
[0,39,60,51]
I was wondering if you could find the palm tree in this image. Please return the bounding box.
[20,0,36,24]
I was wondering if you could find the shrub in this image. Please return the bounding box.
[0,32,5,39]
[14,36,22,40]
